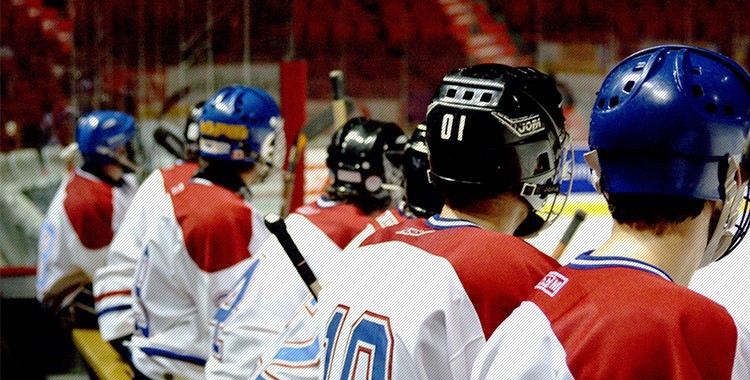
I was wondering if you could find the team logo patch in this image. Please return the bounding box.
[535,271,569,297]
[492,112,544,137]
[395,227,435,237]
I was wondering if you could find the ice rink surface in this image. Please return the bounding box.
[527,193,750,327]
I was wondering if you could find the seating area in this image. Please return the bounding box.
[488,0,749,57]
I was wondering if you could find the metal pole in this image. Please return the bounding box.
[137,0,147,119]
[243,0,251,84]
[206,0,216,92]
[178,0,188,94]
[68,0,78,113]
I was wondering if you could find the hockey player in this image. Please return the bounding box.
[93,101,204,362]
[128,86,278,380]
[471,45,750,379]
[316,63,571,379]
[205,117,407,379]
[344,122,444,251]
[37,110,138,317]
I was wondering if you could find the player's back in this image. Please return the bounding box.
[317,216,559,379]
[472,252,750,379]
[205,197,374,379]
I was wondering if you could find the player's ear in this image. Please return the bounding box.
[583,150,603,193]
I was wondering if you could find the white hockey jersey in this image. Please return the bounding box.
[94,162,198,341]
[471,251,750,379]
[37,169,137,309]
[205,197,375,379]
[129,177,270,380]
[316,215,560,380]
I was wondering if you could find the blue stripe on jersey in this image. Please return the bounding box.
[140,347,207,366]
[272,336,321,363]
[426,215,481,230]
[567,251,673,281]
[96,304,132,317]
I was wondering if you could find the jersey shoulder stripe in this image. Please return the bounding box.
[170,179,254,272]
[294,199,373,249]
[63,171,115,249]
[532,256,738,379]
[160,161,199,192]
[362,216,559,338]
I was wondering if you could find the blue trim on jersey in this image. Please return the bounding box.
[567,251,673,282]
[273,336,321,362]
[140,347,207,366]
[97,304,132,317]
[213,259,260,323]
[426,215,481,230]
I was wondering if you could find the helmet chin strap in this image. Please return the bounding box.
[701,156,745,268]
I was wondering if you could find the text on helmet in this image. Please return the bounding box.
[200,120,249,140]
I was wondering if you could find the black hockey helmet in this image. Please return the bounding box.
[326,117,407,213]
[403,123,443,218]
[424,64,572,236]
[183,101,205,161]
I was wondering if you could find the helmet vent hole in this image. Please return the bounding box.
[609,96,619,108]
[446,88,457,98]
[633,62,646,71]
[690,66,701,75]
[705,103,718,114]
[463,91,474,100]
[597,98,606,109]
[534,153,550,174]
[480,92,492,102]
[623,81,635,93]
[724,105,734,116]
[691,85,704,98]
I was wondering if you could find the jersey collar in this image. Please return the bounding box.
[426,214,481,230]
[567,251,673,282]
[316,196,341,209]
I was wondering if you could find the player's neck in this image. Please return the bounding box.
[591,204,712,286]
[440,194,528,235]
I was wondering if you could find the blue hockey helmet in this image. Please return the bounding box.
[590,45,750,200]
[75,110,137,166]
[197,86,282,165]
[589,45,750,261]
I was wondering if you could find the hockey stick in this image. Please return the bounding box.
[153,126,187,160]
[280,70,353,216]
[264,214,322,299]
[551,209,587,261]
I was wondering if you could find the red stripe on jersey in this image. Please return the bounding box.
[532,266,738,379]
[64,172,115,249]
[361,218,559,338]
[170,180,254,272]
[294,202,373,249]
[94,289,132,302]
[161,162,199,191]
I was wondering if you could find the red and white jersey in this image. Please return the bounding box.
[94,162,198,341]
[317,215,559,380]
[471,251,750,379]
[205,197,374,379]
[37,169,137,308]
[343,203,411,252]
[129,177,270,380]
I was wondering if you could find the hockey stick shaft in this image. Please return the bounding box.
[551,209,587,261]
[264,214,321,299]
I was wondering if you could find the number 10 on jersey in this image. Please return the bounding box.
[323,305,394,380]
